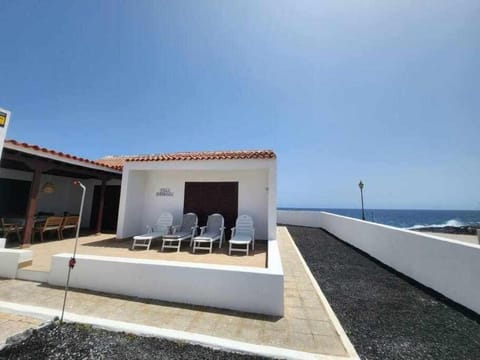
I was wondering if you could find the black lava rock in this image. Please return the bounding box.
[288,226,480,360]
[0,322,266,360]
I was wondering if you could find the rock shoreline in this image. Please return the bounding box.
[413,225,480,235]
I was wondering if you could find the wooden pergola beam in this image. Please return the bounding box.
[21,161,52,247]
[95,178,108,234]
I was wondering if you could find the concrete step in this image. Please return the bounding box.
[16,269,49,283]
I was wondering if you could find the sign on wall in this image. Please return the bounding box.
[0,108,11,159]
[156,188,174,197]
[0,112,6,127]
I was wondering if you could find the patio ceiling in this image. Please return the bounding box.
[1,148,121,180]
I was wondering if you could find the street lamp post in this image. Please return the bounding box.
[358,180,365,220]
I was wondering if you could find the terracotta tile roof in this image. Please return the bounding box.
[97,150,276,169]
[4,139,121,172]
[95,156,128,170]
[4,139,274,172]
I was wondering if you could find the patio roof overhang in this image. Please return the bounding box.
[1,140,122,247]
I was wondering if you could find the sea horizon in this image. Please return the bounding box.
[277,208,480,229]
[278,207,480,211]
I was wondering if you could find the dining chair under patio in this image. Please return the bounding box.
[192,213,225,254]
[132,212,173,250]
[60,215,79,239]
[229,214,255,256]
[161,213,198,252]
[32,216,64,242]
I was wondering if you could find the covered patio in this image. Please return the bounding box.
[0,140,122,247]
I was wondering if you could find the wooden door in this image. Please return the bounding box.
[90,185,121,231]
[183,182,238,239]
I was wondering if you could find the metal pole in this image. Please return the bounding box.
[358,180,365,221]
[60,181,86,323]
[360,187,365,220]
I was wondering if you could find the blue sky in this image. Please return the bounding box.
[1,1,479,210]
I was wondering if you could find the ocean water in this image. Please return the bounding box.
[279,208,480,229]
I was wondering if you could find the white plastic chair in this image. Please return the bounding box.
[229,215,255,255]
[192,213,225,254]
[131,212,173,250]
[161,213,198,252]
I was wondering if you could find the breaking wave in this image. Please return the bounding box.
[407,219,466,230]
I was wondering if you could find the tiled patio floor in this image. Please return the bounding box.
[17,233,267,272]
[0,227,353,357]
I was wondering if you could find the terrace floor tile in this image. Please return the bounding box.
[0,226,353,358]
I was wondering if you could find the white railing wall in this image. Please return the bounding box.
[278,210,480,315]
[0,248,33,278]
[48,239,284,317]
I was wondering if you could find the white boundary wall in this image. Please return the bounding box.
[48,239,284,316]
[0,248,32,278]
[278,210,480,315]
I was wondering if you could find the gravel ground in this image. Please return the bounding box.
[0,322,266,360]
[288,226,480,360]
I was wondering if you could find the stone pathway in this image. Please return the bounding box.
[0,227,355,358]
[0,312,41,345]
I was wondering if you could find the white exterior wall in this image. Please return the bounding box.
[278,210,480,315]
[117,159,276,240]
[116,170,148,237]
[48,238,284,316]
[0,168,120,227]
[0,248,32,278]
[141,170,268,238]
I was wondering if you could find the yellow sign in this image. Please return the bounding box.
[0,112,6,127]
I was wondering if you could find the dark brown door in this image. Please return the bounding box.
[90,185,121,231]
[184,182,238,239]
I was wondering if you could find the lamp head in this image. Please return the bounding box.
[358,180,364,190]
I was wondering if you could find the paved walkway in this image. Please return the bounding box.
[0,312,41,345]
[0,227,355,358]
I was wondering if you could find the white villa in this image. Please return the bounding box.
[0,123,283,316]
[110,150,277,242]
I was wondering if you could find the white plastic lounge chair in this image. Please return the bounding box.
[229,215,255,255]
[161,213,198,252]
[132,212,173,250]
[192,213,225,254]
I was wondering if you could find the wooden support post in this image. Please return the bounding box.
[95,178,107,234]
[22,167,43,247]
